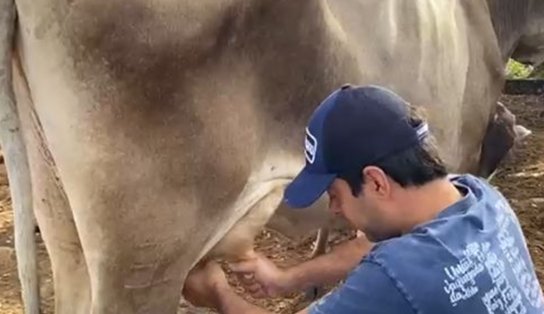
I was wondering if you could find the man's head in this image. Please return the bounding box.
[284,85,448,241]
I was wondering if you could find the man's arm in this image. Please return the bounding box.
[183,241,413,314]
[231,232,373,297]
[286,232,373,291]
[210,257,415,314]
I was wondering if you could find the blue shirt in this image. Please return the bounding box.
[309,174,544,314]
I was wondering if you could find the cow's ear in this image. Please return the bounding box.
[514,124,532,141]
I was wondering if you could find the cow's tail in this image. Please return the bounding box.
[0,1,40,314]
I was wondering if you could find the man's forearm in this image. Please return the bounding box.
[285,234,373,291]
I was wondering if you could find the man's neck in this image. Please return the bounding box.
[397,178,463,234]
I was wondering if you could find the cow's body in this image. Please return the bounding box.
[1,0,543,313]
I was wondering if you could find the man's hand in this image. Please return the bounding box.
[231,232,373,300]
[182,261,229,309]
[229,254,293,298]
[183,259,311,314]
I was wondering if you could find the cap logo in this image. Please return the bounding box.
[304,128,317,164]
[416,122,429,141]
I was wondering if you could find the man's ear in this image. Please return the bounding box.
[362,166,390,197]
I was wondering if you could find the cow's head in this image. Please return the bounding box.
[511,0,544,66]
[487,0,544,67]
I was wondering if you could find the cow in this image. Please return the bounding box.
[0,0,543,313]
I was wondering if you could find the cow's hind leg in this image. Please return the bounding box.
[15,66,195,313]
[13,58,189,314]
[304,228,330,300]
[63,172,208,314]
[13,60,92,314]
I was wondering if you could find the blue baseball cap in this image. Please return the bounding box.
[283,84,429,208]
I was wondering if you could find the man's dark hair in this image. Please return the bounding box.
[338,105,448,196]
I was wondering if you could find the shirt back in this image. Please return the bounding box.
[310,174,544,314]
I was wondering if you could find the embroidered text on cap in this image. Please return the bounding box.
[304,128,317,164]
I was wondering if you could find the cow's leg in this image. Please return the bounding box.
[58,170,212,314]
[12,59,92,314]
[0,3,39,313]
[33,179,187,314]
[310,228,330,259]
[13,82,209,314]
[304,228,330,300]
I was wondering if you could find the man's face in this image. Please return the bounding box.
[327,170,402,242]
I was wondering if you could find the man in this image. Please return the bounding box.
[183,85,544,313]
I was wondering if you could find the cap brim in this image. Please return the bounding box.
[283,167,336,209]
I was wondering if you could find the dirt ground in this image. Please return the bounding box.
[0,94,543,314]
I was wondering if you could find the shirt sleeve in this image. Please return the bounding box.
[308,261,415,314]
